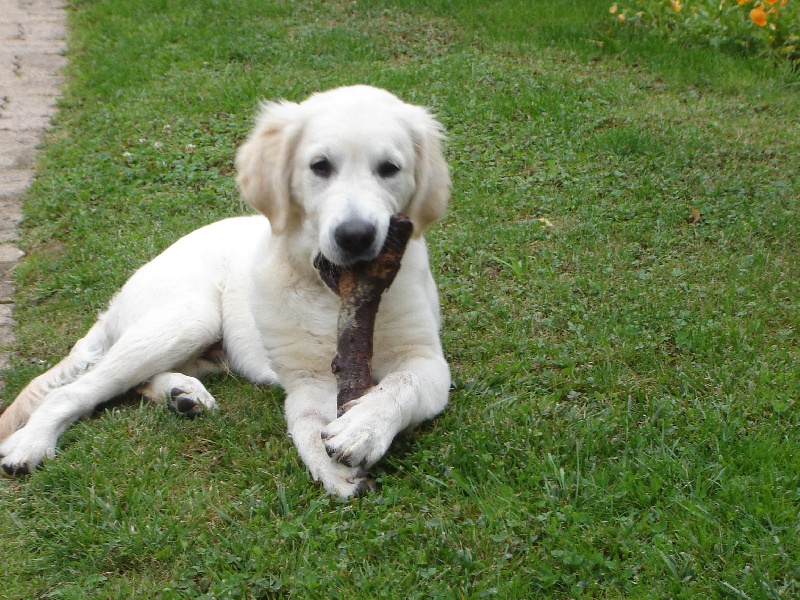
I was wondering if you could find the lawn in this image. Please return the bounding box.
[1,0,799,597]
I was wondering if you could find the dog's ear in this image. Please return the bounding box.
[405,106,451,238]
[236,100,302,234]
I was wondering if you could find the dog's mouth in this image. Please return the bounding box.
[313,249,376,281]
[313,252,342,289]
[314,247,379,270]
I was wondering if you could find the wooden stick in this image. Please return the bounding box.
[314,214,414,417]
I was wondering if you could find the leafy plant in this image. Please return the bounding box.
[611,0,800,64]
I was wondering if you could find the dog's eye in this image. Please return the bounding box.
[311,158,333,178]
[377,161,401,178]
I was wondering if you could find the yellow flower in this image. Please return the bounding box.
[617,13,627,23]
[670,0,682,11]
[750,6,768,25]
[610,3,618,14]
[737,0,750,4]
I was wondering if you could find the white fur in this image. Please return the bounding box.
[0,85,451,497]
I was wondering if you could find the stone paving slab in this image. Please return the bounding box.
[0,243,25,302]
[0,0,67,383]
[0,130,42,169]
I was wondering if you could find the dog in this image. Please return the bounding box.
[0,85,451,497]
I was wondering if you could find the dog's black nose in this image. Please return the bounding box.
[334,220,377,257]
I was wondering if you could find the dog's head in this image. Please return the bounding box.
[236,85,450,266]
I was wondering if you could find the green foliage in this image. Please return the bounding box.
[1,0,800,598]
[611,0,800,64]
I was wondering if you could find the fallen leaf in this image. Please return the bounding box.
[688,207,702,224]
[537,217,554,227]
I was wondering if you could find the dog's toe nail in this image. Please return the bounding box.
[325,444,336,458]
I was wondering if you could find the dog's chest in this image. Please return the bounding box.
[248,262,339,358]
[285,283,339,338]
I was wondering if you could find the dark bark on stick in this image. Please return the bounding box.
[314,214,414,417]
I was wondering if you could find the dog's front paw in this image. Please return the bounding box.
[0,429,55,477]
[320,405,391,469]
[314,463,379,498]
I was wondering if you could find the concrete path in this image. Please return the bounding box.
[0,0,67,385]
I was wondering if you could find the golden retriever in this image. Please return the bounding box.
[0,85,451,497]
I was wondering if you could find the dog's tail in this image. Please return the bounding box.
[0,319,110,441]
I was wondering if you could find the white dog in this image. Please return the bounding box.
[0,85,451,497]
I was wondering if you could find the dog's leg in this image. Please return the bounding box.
[0,319,110,441]
[320,355,450,470]
[0,318,219,475]
[284,378,377,497]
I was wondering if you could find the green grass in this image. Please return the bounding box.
[2,0,800,597]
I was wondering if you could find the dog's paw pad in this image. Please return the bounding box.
[324,442,335,458]
[314,462,379,498]
[169,388,204,417]
[347,470,379,496]
[1,460,30,477]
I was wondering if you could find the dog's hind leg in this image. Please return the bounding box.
[0,318,111,441]
[0,316,219,475]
